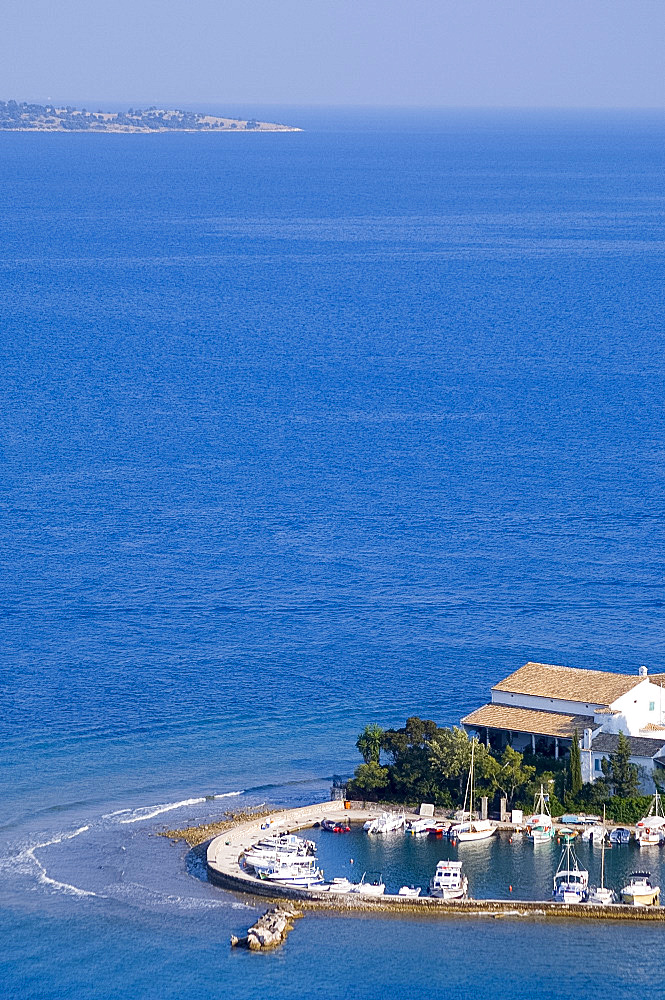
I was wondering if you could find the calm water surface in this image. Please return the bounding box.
[1,109,665,998]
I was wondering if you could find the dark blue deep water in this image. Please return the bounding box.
[1,110,665,998]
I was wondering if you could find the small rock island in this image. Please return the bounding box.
[0,100,300,132]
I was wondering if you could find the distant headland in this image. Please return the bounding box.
[0,100,301,132]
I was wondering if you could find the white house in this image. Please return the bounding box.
[462,661,665,790]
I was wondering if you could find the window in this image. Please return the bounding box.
[594,759,602,772]
[650,701,655,712]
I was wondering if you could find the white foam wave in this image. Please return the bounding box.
[10,825,97,898]
[117,791,244,824]
[101,809,131,819]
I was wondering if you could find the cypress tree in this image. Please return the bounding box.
[610,730,639,798]
[569,729,583,798]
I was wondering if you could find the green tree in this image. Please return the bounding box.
[495,745,536,806]
[608,731,640,798]
[356,723,384,764]
[569,730,583,798]
[350,761,389,797]
[429,728,499,801]
[380,717,440,802]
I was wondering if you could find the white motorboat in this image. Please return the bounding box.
[397,885,422,896]
[363,818,377,832]
[406,817,430,836]
[609,826,631,845]
[525,784,554,843]
[620,872,660,906]
[580,824,607,844]
[636,793,665,847]
[366,811,406,834]
[348,873,386,896]
[552,840,589,903]
[429,860,468,899]
[320,878,354,894]
[260,857,325,887]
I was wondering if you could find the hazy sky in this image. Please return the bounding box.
[2,0,663,108]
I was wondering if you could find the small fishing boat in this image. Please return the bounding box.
[552,840,589,903]
[609,827,631,845]
[348,872,386,896]
[525,785,554,843]
[363,818,377,832]
[320,877,354,894]
[426,822,448,838]
[587,808,615,905]
[620,872,660,906]
[580,823,607,844]
[450,740,496,842]
[636,793,665,847]
[429,860,468,899]
[406,817,430,836]
[397,885,422,896]
[321,818,338,832]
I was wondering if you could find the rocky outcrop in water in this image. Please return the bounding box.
[230,905,303,950]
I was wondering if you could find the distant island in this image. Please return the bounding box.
[0,100,301,132]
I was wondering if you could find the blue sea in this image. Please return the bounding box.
[1,108,665,999]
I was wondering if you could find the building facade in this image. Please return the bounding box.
[462,661,665,791]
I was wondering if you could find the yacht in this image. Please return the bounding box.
[525,785,554,843]
[620,872,660,906]
[429,860,468,899]
[552,840,589,903]
[636,793,665,847]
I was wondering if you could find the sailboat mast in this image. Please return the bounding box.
[469,736,476,830]
[601,805,606,889]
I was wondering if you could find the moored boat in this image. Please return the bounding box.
[587,807,615,904]
[609,826,631,845]
[552,840,589,903]
[406,817,430,836]
[450,740,496,842]
[429,860,468,899]
[365,811,406,834]
[397,885,422,896]
[620,872,660,906]
[636,793,665,847]
[524,784,554,843]
[348,872,386,896]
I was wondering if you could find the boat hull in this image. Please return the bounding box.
[621,889,660,906]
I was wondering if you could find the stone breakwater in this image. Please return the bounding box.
[205,800,665,922]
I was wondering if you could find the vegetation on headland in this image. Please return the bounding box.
[0,100,300,132]
[159,806,273,847]
[347,718,655,824]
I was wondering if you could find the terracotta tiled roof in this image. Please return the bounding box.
[648,674,665,688]
[461,703,594,739]
[590,733,665,758]
[492,661,643,706]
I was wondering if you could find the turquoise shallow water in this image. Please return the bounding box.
[1,108,665,997]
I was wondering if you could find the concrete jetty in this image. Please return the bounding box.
[206,800,665,921]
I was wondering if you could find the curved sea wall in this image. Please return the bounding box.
[206,800,665,921]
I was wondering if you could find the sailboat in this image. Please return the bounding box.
[587,807,615,905]
[450,739,496,842]
[636,792,665,847]
[552,838,589,903]
[525,784,554,844]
